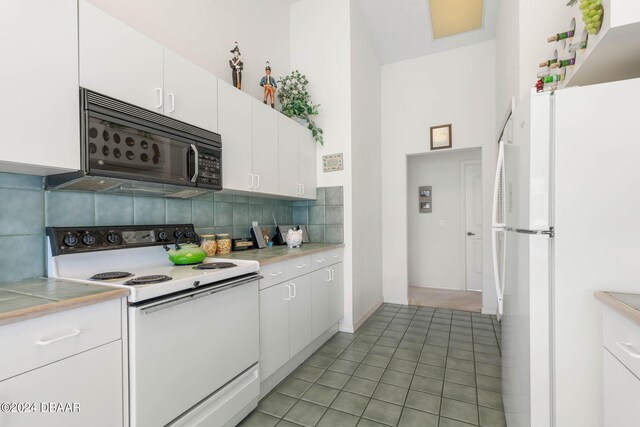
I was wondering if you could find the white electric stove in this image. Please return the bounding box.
[46,224,262,427]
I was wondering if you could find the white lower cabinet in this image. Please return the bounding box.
[260,275,313,380]
[602,305,640,426]
[0,341,123,427]
[260,250,343,382]
[603,349,640,426]
[311,263,344,341]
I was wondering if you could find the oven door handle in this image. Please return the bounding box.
[190,144,199,183]
[138,274,261,315]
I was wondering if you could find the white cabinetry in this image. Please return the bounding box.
[259,274,312,380]
[0,341,123,427]
[80,1,218,132]
[0,299,124,427]
[251,99,280,195]
[601,304,640,426]
[163,49,218,132]
[79,0,164,113]
[278,116,318,199]
[0,0,80,174]
[259,248,343,382]
[219,81,253,192]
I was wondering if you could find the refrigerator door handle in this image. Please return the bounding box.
[492,141,506,228]
[492,228,505,321]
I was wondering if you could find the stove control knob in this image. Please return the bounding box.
[174,230,182,239]
[82,233,96,246]
[184,230,194,239]
[158,231,168,241]
[106,233,120,244]
[63,233,78,247]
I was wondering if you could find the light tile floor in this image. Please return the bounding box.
[239,304,505,427]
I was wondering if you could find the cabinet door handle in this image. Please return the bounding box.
[37,329,82,346]
[617,341,640,359]
[330,268,335,281]
[301,183,305,195]
[249,173,254,190]
[255,174,260,190]
[316,259,326,263]
[290,282,296,298]
[296,264,307,269]
[155,88,163,109]
[270,271,284,277]
[285,284,291,301]
[326,269,331,282]
[295,184,300,195]
[333,254,340,258]
[168,92,176,113]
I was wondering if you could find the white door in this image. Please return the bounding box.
[259,283,291,380]
[311,268,331,340]
[278,116,300,197]
[329,263,344,324]
[79,0,164,112]
[163,49,218,132]
[464,163,483,291]
[298,126,317,199]
[289,275,312,357]
[0,0,80,173]
[251,100,280,195]
[0,341,123,427]
[218,81,253,192]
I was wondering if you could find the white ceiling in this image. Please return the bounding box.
[354,0,497,64]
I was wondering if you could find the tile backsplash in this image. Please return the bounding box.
[0,172,343,283]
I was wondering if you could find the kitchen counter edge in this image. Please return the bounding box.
[216,243,345,266]
[0,286,129,327]
[595,291,640,327]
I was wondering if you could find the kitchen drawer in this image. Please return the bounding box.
[311,248,343,271]
[0,298,121,381]
[602,305,640,379]
[259,256,311,290]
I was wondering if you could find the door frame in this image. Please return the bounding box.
[459,159,482,291]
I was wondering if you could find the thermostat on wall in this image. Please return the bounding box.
[322,153,343,172]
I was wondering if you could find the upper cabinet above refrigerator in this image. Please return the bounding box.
[79,1,218,133]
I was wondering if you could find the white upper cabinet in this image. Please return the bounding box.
[298,126,317,200]
[218,81,253,192]
[278,116,301,198]
[79,0,164,113]
[251,100,279,195]
[164,49,218,132]
[0,0,80,174]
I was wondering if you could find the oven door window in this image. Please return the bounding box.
[86,115,193,184]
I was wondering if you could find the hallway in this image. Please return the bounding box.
[408,287,482,313]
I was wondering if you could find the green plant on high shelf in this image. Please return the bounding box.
[278,70,324,145]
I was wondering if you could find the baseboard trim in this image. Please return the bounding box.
[259,324,339,399]
[384,298,409,306]
[350,299,384,333]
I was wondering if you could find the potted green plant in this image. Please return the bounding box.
[278,70,324,144]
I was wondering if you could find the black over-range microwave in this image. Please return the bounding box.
[45,89,222,198]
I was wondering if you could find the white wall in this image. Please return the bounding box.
[86,0,291,103]
[350,1,383,327]
[407,148,481,290]
[495,0,519,134]
[290,0,356,330]
[381,40,497,312]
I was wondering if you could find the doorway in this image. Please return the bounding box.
[406,148,483,311]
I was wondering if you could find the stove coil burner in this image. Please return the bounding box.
[90,271,134,280]
[193,262,237,270]
[124,275,172,285]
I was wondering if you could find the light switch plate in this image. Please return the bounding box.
[323,153,343,172]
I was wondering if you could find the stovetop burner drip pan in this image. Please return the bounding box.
[193,262,237,270]
[91,271,134,280]
[124,275,173,286]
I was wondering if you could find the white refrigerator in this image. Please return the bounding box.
[492,77,640,427]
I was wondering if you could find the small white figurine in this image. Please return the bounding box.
[285,228,303,248]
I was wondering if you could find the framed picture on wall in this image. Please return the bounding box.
[430,124,452,150]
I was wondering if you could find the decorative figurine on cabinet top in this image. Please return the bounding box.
[260,61,277,108]
[229,42,243,90]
